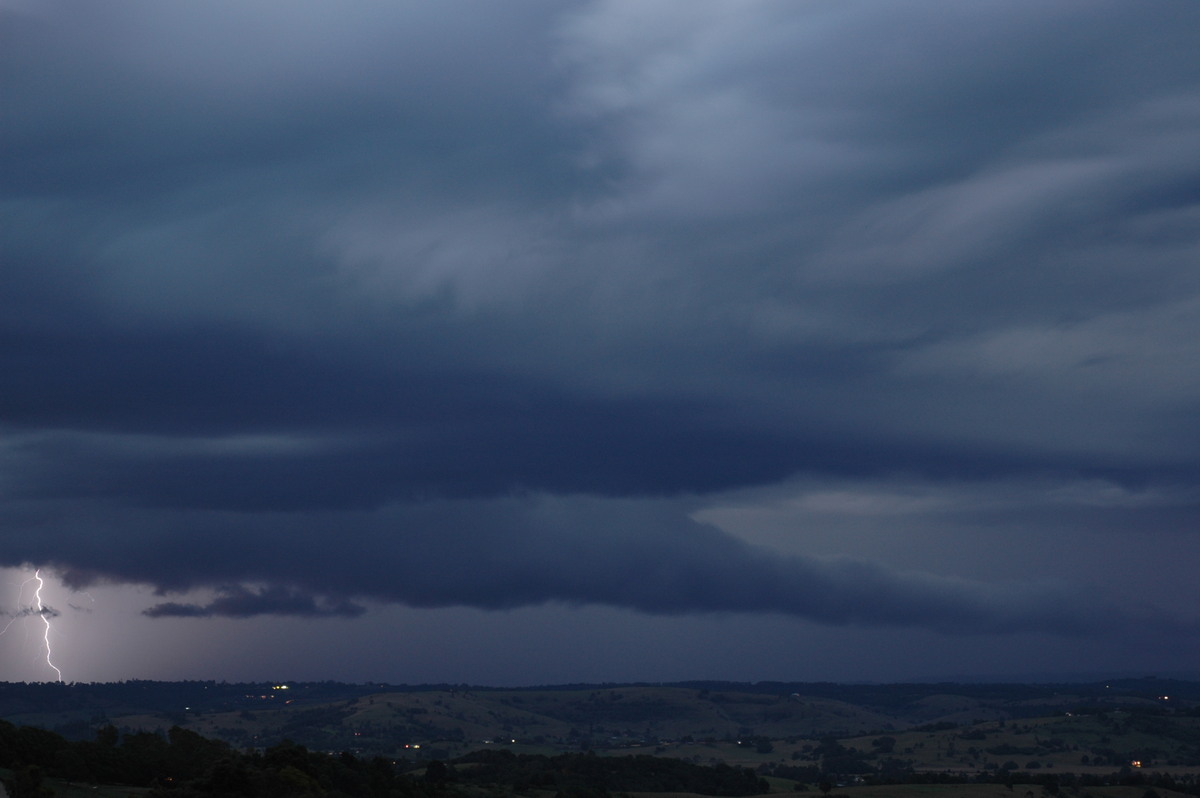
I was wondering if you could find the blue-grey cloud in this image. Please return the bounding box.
[2,0,1200,675]
[143,586,366,619]
[3,605,61,621]
[2,491,1192,643]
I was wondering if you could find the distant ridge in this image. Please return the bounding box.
[913,671,1200,684]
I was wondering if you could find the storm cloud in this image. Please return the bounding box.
[143,586,366,619]
[3,0,1199,681]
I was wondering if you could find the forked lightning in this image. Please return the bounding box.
[1,569,64,682]
[33,570,63,682]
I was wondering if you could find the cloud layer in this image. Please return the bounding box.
[3,0,1200,678]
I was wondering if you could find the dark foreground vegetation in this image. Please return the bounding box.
[0,718,770,797]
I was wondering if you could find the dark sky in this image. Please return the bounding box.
[3,0,1200,685]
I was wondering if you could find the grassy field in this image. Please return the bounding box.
[121,685,908,760]
[640,710,1200,776]
[0,767,148,798]
[629,788,1194,798]
[42,782,150,798]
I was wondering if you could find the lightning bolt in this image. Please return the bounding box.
[1,570,65,682]
[33,570,63,682]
